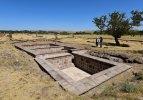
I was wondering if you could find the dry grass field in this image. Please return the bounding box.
[0,33,143,100]
[11,34,143,51]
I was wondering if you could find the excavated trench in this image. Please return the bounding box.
[15,42,132,95]
[45,52,115,82]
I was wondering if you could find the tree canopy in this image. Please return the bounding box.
[93,10,143,46]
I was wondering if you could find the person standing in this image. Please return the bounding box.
[99,37,103,48]
[96,36,100,47]
[96,37,98,47]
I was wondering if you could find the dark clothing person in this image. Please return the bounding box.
[99,37,103,47]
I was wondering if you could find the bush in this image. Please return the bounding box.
[133,71,143,80]
[121,82,137,93]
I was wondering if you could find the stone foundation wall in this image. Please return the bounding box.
[47,55,75,70]
[33,47,64,55]
[73,54,114,75]
[23,44,59,49]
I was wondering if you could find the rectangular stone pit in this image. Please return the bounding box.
[42,53,91,82]
[35,51,132,95]
[15,42,67,57]
[15,42,132,95]
[73,53,114,75]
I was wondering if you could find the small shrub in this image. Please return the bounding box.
[7,33,13,40]
[133,72,143,80]
[121,82,137,93]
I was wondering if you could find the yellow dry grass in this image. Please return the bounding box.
[0,41,87,100]
[10,33,143,52]
[58,35,143,51]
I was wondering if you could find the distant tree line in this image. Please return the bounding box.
[0,30,94,35]
[0,29,142,37]
[0,30,49,34]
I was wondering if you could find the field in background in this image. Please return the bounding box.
[8,33,143,51]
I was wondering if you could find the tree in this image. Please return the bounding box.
[92,15,107,34]
[131,10,143,26]
[93,10,143,46]
[72,33,75,38]
[54,32,58,40]
[8,32,14,40]
[107,11,131,46]
[131,10,143,37]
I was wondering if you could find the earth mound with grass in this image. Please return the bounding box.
[89,50,143,64]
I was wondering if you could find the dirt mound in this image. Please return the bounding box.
[90,51,143,64]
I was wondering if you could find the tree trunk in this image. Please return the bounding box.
[72,33,74,38]
[115,37,120,46]
[54,34,58,40]
[9,33,13,40]
[36,32,38,37]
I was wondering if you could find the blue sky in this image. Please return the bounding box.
[0,0,143,31]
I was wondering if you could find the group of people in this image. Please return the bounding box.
[96,36,103,48]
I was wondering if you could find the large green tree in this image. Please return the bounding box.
[93,10,143,46]
[107,11,131,46]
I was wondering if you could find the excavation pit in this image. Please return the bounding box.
[15,42,67,56]
[44,52,115,81]
[15,42,132,95]
[72,53,115,75]
[35,51,132,95]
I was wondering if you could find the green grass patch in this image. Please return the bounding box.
[121,82,138,93]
